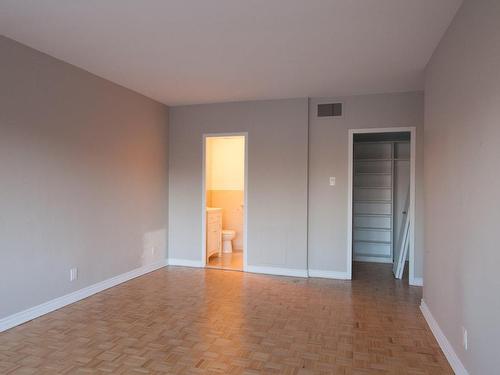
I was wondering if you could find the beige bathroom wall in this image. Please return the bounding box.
[206,136,245,190]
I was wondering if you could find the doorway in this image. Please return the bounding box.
[202,134,247,271]
[347,127,417,284]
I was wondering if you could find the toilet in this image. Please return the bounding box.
[222,230,236,253]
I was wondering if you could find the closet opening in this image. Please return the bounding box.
[348,128,416,283]
[202,134,247,271]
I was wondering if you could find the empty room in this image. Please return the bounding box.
[0,1,498,374]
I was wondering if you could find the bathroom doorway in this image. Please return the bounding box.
[202,133,247,271]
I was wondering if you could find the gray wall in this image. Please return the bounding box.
[169,93,424,278]
[424,0,500,373]
[308,93,424,278]
[169,99,309,271]
[0,36,169,319]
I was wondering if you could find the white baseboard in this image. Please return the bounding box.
[354,256,393,264]
[308,269,350,280]
[410,277,423,286]
[420,299,468,375]
[167,258,204,268]
[0,260,167,333]
[246,265,308,278]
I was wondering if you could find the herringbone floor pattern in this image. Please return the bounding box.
[0,262,452,374]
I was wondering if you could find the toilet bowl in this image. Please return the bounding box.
[222,230,236,253]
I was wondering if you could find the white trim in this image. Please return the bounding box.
[347,132,354,279]
[246,265,308,278]
[347,127,418,284]
[0,260,167,333]
[308,269,350,280]
[410,277,423,286]
[420,300,469,375]
[409,128,416,285]
[201,135,207,267]
[346,134,354,280]
[167,258,204,268]
[354,256,393,264]
[243,135,248,271]
[202,133,248,271]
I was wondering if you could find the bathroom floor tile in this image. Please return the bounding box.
[207,250,243,271]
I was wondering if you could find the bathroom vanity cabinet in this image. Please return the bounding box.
[206,208,222,260]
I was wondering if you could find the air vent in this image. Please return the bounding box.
[317,103,343,117]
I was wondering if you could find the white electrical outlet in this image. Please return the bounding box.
[70,267,78,282]
[462,327,468,350]
[151,246,155,255]
[329,176,336,186]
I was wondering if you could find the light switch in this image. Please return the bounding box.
[70,267,78,281]
[329,177,336,186]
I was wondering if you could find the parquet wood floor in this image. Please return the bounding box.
[0,262,452,374]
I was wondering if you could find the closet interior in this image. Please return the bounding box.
[352,132,411,273]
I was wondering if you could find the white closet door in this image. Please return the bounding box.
[393,186,410,278]
[393,159,410,257]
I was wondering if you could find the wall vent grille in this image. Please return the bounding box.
[317,103,343,117]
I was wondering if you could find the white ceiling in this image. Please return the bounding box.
[0,0,462,106]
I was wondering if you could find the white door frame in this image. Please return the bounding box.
[201,132,248,271]
[347,127,418,285]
